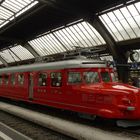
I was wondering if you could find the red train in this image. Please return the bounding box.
[0,59,140,119]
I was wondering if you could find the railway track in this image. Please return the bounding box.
[0,97,140,140]
[0,110,74,140]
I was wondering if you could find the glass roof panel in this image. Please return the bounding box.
[99,1,140,42]
[29,33,66,56]
[84,22,106,45]
[99,16,118,41]
[29,21,106,57]
[0,60,3,65]
[11,45,34,60]
[0,0,38,29]
[54,21,106,49]
[0,49,20,63]
[135,2,140,13]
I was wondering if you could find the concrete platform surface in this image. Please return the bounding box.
[0,122,32,140]
[0,101,138,140]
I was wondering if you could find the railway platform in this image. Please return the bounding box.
[0,101,137,140]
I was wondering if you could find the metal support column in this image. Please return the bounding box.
[87,17,129,83]
[89,17,119,58]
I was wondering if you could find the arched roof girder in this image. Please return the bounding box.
[87,17,119,60]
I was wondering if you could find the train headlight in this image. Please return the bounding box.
[119,98,135,111]
[122,98,131,105]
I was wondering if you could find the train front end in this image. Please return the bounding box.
[105,83,140,119]
[96,67,140,120]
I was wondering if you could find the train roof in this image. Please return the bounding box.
[0,59,108,74]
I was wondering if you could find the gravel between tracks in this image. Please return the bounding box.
[0,111,74,140]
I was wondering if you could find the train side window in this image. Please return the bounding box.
[18,74,24,85]
[83,72,99,84]
[101,72,110,82]
[51,72,62,87]
[4,75,9,85]
[11,74,15,85]
[68,72,82,84]
[38,73,47,86]
[0,75,2,85]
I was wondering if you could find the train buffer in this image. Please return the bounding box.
[0,122,32,140]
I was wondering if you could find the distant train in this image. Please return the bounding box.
[0,59,140,119]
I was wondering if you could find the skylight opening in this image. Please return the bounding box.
[99,1,140,42]
[29,21,106,57]
[29,33,67,56]
[0,61,3,65]
[0,0,38,29]
[10,45,34,60]
[0,49,20,63]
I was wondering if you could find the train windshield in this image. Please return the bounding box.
[101,72,110,82]
[110,73,118,82]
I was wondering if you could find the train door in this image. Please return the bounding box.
[34,72,48,101]
[50,71,64,102]
[66,70,83,104]
[29,73,34,100]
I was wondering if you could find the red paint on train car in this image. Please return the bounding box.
[0,59,139,119]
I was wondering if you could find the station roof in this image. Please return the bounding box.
[99,2,140,42]
[29,20,106,56]
[0,0,139,67]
